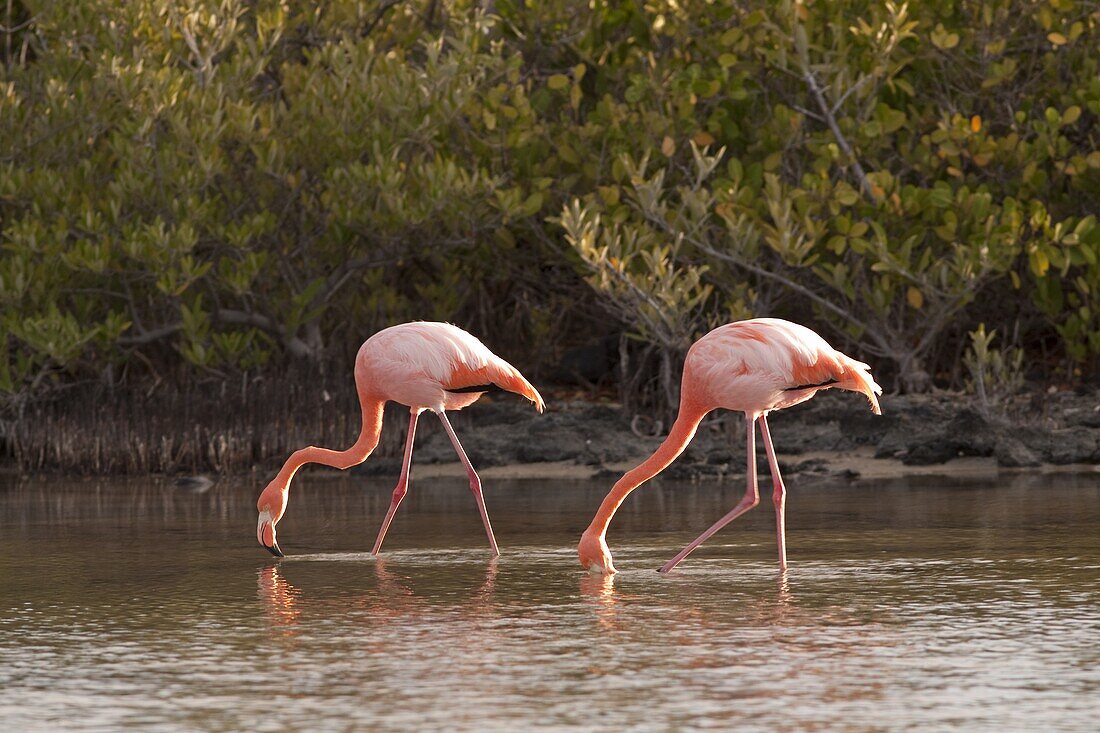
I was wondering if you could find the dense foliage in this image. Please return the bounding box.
[2,0,1098,417]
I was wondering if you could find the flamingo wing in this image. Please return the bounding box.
[689,319,881,414]
[360,322,544,412]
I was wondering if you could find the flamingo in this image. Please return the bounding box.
[578,318,882,575]
[256,321,544,557]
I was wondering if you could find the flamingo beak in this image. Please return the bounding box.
[257,509,284,558]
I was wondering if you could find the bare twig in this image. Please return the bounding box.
[0,16,36,34]
[830,74,873,114]
[790,104,824,122]
[317,255,393,307]
[179,24,210,85]
[117,324,182,346]
[214,308,312,356]
[117,308,314,357]
[803,69,875,198]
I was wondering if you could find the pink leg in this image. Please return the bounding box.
[757,415,788,571]
[371,408,421,556]
[436,411,500,556]
[658,412,760,574]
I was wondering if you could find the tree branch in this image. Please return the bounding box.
[361,0,404,38]
[117,309,313,357]
[830,74,873,115]
[117,324,181,346]
[692,235,891,354]
[178,24,211,85]
[214,308,312,357]
[803,70,875,199]
[0,16,37,34]
[318,255,393,306]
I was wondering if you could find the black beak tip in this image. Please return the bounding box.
[265,541,285,558]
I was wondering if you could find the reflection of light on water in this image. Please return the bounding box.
[776,568,792,611]
[257,565,301,635]
[371,556,415,601]
[579,572,615,603]
[579,573,623,631]
[472,557,498,605]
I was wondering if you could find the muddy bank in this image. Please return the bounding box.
[352,387,1100,482]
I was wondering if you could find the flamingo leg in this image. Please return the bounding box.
[659,412,760,574]
[371,408,422,556]
[435,410,500,556]
[757,415,788,571]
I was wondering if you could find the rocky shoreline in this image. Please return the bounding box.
[351,387,1100,482]
[7,384,1099,480]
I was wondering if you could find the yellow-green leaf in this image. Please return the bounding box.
[522,192,543,216]
[693,131,715,146]
[720,28,741,46]
[834,182,859,206]
[907,286,924,309]
[547,74,569,90]
[931,25,959,49]
[570,84,582,110]
[1030,249,1050,277]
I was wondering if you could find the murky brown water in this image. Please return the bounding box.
[1,471,1098,731]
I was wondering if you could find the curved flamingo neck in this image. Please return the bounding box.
[271,394,386,491]
[587,400,709,538]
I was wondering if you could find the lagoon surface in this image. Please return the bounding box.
[1,472,1098,731]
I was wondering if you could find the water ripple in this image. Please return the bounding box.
[1,474,1098,731]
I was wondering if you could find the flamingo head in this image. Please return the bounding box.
[256,481,289,558]
[578,529,616,575]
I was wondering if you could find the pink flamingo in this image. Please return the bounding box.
[578,318,881,575]
[256,322,544,557]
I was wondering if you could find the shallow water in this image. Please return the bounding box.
[1,471,1098,731]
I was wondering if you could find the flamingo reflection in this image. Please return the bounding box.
[257,565,302,635]
[257,557,500,637]
[579,572,627,631]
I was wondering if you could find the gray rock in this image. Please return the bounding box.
[1046,430,1099,464]
[1067,408,1100,429]
[353,456,403,476]
[902,439,959,465]
[874,422,913,459]
[945,409,996,456]
[515,433,588,463]
[994,436,1040,468]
